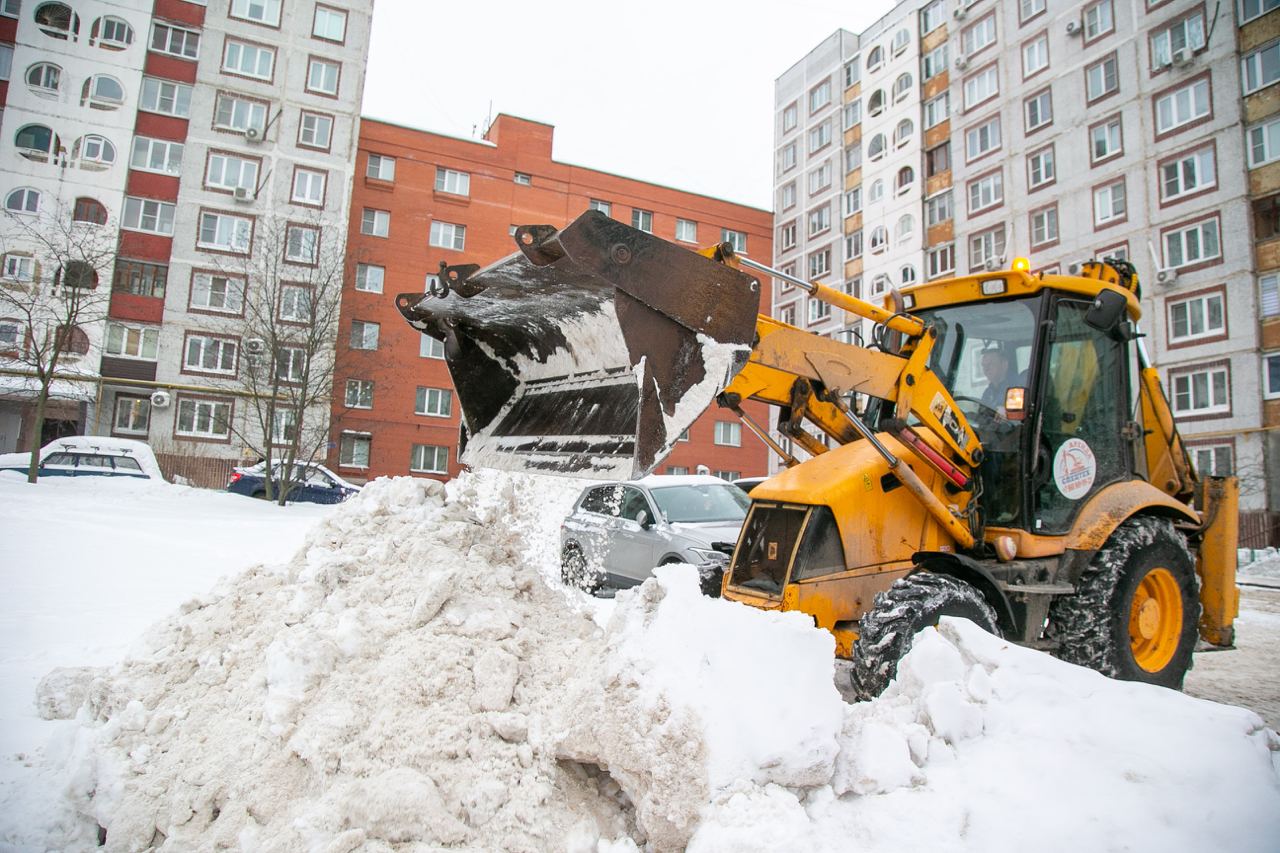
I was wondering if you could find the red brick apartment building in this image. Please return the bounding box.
[329,114,775,483]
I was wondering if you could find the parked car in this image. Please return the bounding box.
[226,461,360,504]
[731,475,768,494]
[560,474,750,595]
[0,436,163,480]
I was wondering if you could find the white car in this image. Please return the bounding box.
[0,436,164,480]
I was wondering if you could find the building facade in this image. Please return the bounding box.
[330,114,774,483]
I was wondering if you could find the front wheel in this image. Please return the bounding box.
[850,572,1000,700]
[561,543,602,594]
[1048,516,1198,689]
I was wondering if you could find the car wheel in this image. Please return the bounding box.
[251,490,268,500]
[561,543,601,593]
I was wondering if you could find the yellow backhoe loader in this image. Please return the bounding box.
[396,210,1238,697]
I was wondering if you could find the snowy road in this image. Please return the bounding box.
[1185,586,1280,729]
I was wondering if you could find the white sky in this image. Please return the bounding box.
[361,0,897,211]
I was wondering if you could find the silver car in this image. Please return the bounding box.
[559,474,751,595]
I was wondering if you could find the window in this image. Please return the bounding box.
[122,197,175,235]
[355,263,384,293]
[1152,11,1205,69]
[869,225,888,252]
[808,121,831,153]
[923,93,949,129]
[781,142,797,173]
[191,272,245,313]
[1244,41,1280,94]
[197,211,253,253]
[1163,217,1221,268]
[415,386,452,417]
[340,433,371,468]
[1093,180,1126,226]
[891,26,910,56]
[921,0,945,33]
[140,77,192,117]
[270,409,297,445]
[964,65,999,109]
[105,324,159,360]
[1261,273,1280,318]
[434,167,469,195]
[275,346,306,384]
[778,303,797,326]
[676,219,698,242]
[429,221,465,250]
[844,58,859,88]
[896,166,915,195]
[313,5,346,41]
[26,62,61,95]
[1024,89,1052,132]
[306,57,340,95]
[963,15,996,56]
[968,171,1003,214]
[222,39,274,80]
[894,119,914,148]
[14,124,56,159]
[176,398,231,439]
[0,0,15,16]
[843,100,861,130]
[1242,0,1280,23]
[350,320,379,350]
[1266,354,1280,399]
[35,3,77,39]
[900,265,917,286]
[1171,364,1229,415]
[782,102,798,132]
[867,133,886,162]
[285,226,319,264]
[589,199,612,216]
[1248,117,1280,168]
[780,183,796,211]
[420,334,445,359]
[230,0,281,26]
[893,73,913,102]
[213,92,266,133]
[286,167,326,207]
[411,444,449,474]
[1028,146,1055,189]
[632,209,653,233]
[808,247,831,278]
[205,151,259,192]
[807,206,830,237]
[1085,53,1119,103]
[927,142,951,177]
[151,22,199,59]
[1084,0,1114,40]
[1192,444,1233,477]
[5,187,39,214]
[3,254,34,281]
[809,78,831,113]
[714,421,741,446]
[965,116,1001,161]
[184,334,237,374]
[970,226,1007,270]
[73,197,107,225]
[1022,33,1048,77]
[779,221,797,251]
[843,187,862,216]
[846,230,863,259]
[722,229,747,253]
[361,154,394,183]
[925,191,953,226]
[923,45,948,80]
[131,137,183,175]
[1169,291,1225,343]
[361,208,389,237]
[867,46,884,70]
[299,112,333,149]
[80,74,124,110]
[867,89,885,117]
[113,259,167,297]
[896,214,914,243]
[927,244,955,279]
[113,397,150,436]
[869,275,890,297]
[345,379,373,409]
[1160,145,1216,203]
[1090,116,1123,163]
[1030,205,1058,247]
[1156,77,1211,136]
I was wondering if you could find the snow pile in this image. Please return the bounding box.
[1240,547,1280,587]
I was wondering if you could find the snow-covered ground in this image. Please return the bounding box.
[1,471,1277,852]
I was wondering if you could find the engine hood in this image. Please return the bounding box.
[666,520,743,547]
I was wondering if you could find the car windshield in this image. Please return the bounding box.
[649,484,750,523]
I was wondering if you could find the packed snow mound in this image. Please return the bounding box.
[62,471,1280,852]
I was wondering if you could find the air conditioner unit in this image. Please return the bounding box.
[953,6,967,19]
[244,125,264,142]
[1154,268,1179,286]
[1171,47,1193,67]
[244,337,266,355]
[1065,19,1082,35]
[149,390,171,408]
[233,186,253,203]
[983,257,1003,272]
[954,55,969,70]
[1068,262,1083,275]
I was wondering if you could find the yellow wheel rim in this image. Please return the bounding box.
[1128,567,1182,673]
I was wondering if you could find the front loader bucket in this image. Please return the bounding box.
[395,210,760,478]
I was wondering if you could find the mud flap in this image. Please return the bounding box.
[396,210,759,478]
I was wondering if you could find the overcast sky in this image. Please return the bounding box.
[361,0,897,211]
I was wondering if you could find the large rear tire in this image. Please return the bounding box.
[561,543,602,594]
[850,571,1000,701]
[1048,516,1198,689]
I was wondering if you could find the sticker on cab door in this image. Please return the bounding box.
[1053,438,1096,500]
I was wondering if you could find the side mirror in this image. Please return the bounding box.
[636,509,653,530]
[1085,288,1128,336]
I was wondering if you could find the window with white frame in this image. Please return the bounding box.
[843,100,861,130]
[1241,0,1280,24]
[1093,180,1126,225]
[306,58,339,95]
[292,168,326,205]
[846,230,863,259]
[1024,89,1051,131]
[964,65,999,109]
[808,121,831,153]
[355,263,384,293]
[197,211,252,253]
[5,187,39,213]
[122,197,175,235]
[780,183,796,210]
[275,346,306,383]
[896,166,915,194]
[808,247,831,278]
[868,179,884,205]
[589,199,612,216]
[1023,34,1048,77]
[968,172,1003,214]
[2,254,34,281]
[844,187,862,216]
[420,334,445,358]
[105,323,159,360]
[361,208,389,237]
[869,274,891,297]
[1090,116,1122,162]
[1028,146,1055,188]
[205,152,259,192]
[345,378,373,409]
[1261,273,1280,318]
[1156,77,1210,135]
[921,0,945,33]
[895,214,914,243]
[1152,11,1205,69]
[94,17,134,50]
[1031,205,1058,247]
[415,386,452,417]
[965,116,1001,160]
[113,397,150,435]
[1084,0,1114,39]
[809,78,831,113]
[350,320,379,350]
[923,44,948,80]
[900,265,917,286]
[1244,41,1280,93]
[844,58,859,87]
[81,74,125,109]
[867,89,886,116]
[269,409,297,445]
[429,221,465,250]
[892,27,910,56]
[1163,217,1221,268]
[1248,117,1280,167]
[231,0,281,25]
[924,93,949,129]
[926,191,953,226]
[1169,290,1224,343]
[151,22,200,58]
[895,119,914,148]
[808,161,832,193]
[632,209,653,232]
[714,421,741,446]
[410,443,448,474]
[781,142,797,173]
[26,61,61,95]
[779,221,797,251]
[299,111,333,148]
[130,136,183,174]
[869,226,888,252]
[285,226,319,264]
[928,244,955,278]
[340,433,371,467]
[782,102,797,132]
[140,77,192,117]
[807,206,830,237]
[1171,364,1229,415]
[867,46,884,70]
[222,39,274,80]
[1192,444,1233,476]
[722,229,747,253]
[361,154,395,183]
[675,218,697,242]
[1265,353,1280,399]
[176,397,231,439]
[184,334,237,374]
[970,226,1006,269]
[778,303,797,326]
[1160,145,1216,202]
[191,272,245,313]
[1085,53,1118,102]
[434,167,468,195]
[867,134,886,162]
[313,5,347,41]
[963,16,996,56]
[893,73,913,102]
[213,92,266,133]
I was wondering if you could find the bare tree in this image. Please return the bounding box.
[0,203,114,483]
